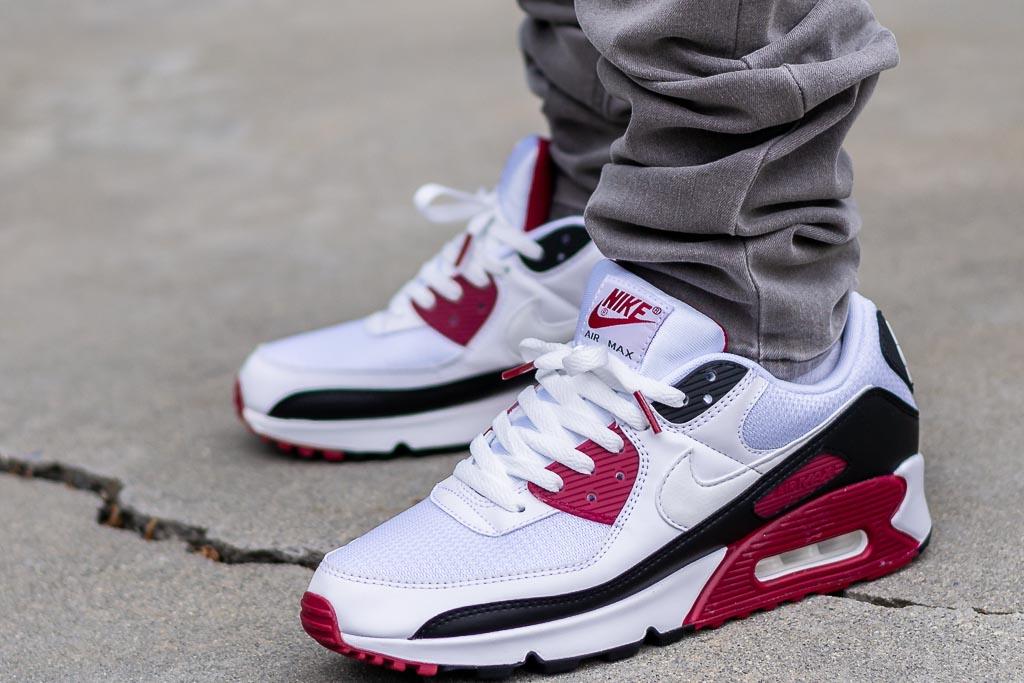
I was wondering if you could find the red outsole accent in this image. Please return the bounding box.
[234,378,347,462]
[300,592,439,677]
[263,434,346,462]
[528,424,639,525]
[686,475,920,630]
[753,454,847,519]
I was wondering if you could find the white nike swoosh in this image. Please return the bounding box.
[656,444,763,531]
[656,375,773,531]
[656,375,846,531]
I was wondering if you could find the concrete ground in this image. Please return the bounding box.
[1,0,1021,681]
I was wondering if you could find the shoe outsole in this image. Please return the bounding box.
[233,379,467,462]
[299,478,931,678]
[299,591,695,680]
[301,592,440,676]
[302,543,925,680]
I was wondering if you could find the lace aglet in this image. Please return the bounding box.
[501,361,535,381]
[454,233,473,267]
[633,391,661,434]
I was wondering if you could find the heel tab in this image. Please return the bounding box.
[876,310,914,393]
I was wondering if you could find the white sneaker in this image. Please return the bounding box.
[235,137,602,459]
[300,259,929,675]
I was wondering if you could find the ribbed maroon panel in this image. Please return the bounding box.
[412,275,498,346]
[686,475,919,630]
[529,424,639,525]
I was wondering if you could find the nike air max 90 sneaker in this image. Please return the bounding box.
[235,136,602,459]
[300,260,930,676]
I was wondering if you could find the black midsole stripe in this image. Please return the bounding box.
[268,370,534,420]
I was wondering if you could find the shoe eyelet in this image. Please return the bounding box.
[586,492,598,503]
[702,393,713,405]
[705,370,717,382]
[615,471,625,481]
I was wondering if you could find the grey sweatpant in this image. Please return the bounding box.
[519,0,898,378]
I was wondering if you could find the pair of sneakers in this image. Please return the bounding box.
[236,137,930,677]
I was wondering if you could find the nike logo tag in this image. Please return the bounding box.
[577,276,673,369]
[587,288,660,328]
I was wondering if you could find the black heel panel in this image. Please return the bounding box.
[877,310,914,393]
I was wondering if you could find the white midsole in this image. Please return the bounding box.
[891,453,931,544]
[242,389,519,453]
[323,453,931,668]
[342,549,726,668]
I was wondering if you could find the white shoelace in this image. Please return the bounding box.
[380,183,544,318]
[454,339,689,512]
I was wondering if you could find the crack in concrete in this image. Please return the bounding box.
[3,451,1020,619]
[1,452,322,570]
[841,590,1019,616]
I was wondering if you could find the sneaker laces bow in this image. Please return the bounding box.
[454,339,688,512]
[377,183,544,321]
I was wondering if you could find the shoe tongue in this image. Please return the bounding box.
[496,135,553,232]
[480,260,724,495]
[574,261,727,379]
